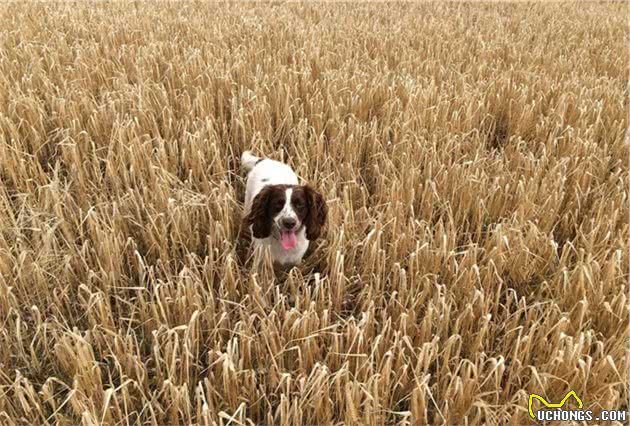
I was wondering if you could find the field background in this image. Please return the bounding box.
[0,2,628,425]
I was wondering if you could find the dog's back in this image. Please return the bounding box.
[241,151,298,213]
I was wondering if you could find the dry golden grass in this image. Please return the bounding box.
[0,1,628,425]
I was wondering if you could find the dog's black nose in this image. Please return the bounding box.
[281,218,297,229]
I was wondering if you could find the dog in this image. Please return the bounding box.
[241,151,327,267]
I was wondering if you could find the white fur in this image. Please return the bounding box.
[274,187,298,229]
[241,151,309,266]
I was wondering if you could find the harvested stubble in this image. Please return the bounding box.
[0,1,628,425]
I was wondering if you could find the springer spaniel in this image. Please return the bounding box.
[241,151,327,267]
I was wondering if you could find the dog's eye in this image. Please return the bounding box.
[272,201,284,211]
[294,200,304,209]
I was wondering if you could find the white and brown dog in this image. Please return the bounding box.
[241,151,327,267]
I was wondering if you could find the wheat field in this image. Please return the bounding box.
[0,1,628,425]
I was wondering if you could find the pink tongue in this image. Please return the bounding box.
[280,230,297,250]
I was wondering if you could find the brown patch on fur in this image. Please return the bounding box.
[243,185,275,238]
[303,185,327,241]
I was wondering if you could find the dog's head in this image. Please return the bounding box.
[244,184,327,249]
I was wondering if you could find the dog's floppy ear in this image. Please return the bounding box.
[304,185,327,241]
[244,186,274,238]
